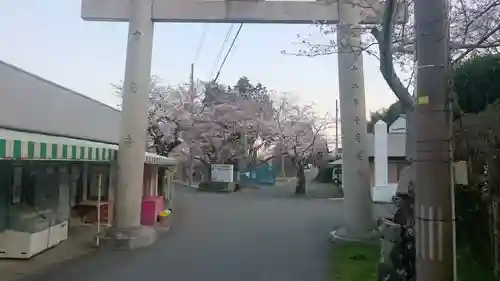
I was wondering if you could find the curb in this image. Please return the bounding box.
[173,181,198,189]
[314,197,395,204]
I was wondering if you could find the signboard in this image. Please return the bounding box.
[211,164,234,183]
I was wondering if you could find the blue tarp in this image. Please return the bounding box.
[239,163,276,186]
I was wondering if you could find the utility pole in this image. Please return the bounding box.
[335,99,339,154]
[189,63,194,94]
[414,0,455,279]
[188,63,194,186]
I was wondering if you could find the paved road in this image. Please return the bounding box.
[20,186,344,281]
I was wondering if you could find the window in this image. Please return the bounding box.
[7,164,61,232]
[69,165,82,207]
[0,162,12,231]
[31,165,59,209]
[11,167,23,204]
[10,164,60,208]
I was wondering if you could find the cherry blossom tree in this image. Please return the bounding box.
[113,76,203,157]
[289,0,499,94]
[273,95,332,194]
[287,0,500,165]
[115,76,279,183]
[115,77,331,189]
[184,95,276,180]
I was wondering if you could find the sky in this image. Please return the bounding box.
[0,0,399,117]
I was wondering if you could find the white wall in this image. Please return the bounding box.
[0,61,121,143]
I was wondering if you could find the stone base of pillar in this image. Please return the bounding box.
[330,227,379,244]
[96,226,157,250]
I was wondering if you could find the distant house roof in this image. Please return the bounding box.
[327,159,343,166]
[389,115,406,133]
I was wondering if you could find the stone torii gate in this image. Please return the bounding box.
[81,0,406,248]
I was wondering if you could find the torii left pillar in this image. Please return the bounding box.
[98,0,157,249]
[333,0,374,240]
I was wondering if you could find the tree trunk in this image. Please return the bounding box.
[405,108,416,165]
[281,155,286,178]
[378,62,417,281]
[187,149,194,186]
[206,164,212,182]
[375,1,418,280]
[487,156,500,276]
[295,162,306,195]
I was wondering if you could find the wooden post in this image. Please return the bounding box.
[96,172,102,247]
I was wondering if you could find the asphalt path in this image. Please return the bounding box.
[20,185,342,281]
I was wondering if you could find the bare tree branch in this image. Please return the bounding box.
[453,24,500,63]
[287,0,500,106]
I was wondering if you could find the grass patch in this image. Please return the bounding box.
[329,242,499,281]
[329,241,379,281]
[457,252,499,281]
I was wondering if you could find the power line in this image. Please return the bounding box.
[213,23,244,83]
[193,23,208,64]
[211,24,235,76]
[210,24,235,78]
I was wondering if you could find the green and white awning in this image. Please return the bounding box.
[0,129,176,165]
[145,152,177,166]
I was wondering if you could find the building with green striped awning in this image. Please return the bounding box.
[0,128,176,165]
[0,128,177,259]
[0,61,178,259]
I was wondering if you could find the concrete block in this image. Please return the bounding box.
[97,226,157,251]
